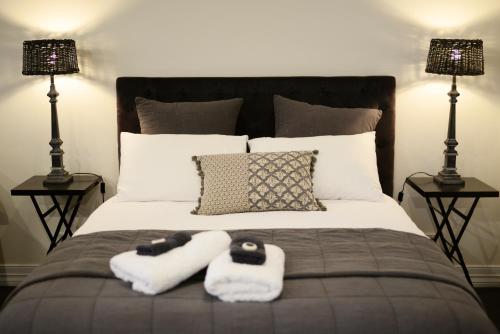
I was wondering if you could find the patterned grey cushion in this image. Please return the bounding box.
[192,151,325,215]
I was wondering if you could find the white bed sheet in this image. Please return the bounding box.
[75,195,426,237]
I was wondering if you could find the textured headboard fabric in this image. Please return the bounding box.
[116,76,396,196]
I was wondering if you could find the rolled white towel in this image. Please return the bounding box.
[204,244,285,302]
[110,230,231,295]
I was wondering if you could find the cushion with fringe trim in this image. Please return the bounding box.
[192,151,325,215]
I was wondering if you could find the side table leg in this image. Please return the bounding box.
[435,197,473,285]
[448,197,480,256]
[47,195,73,253]
[61,194,84,240]
[425,197,452,256]
[30,196,57,251]
[50,195,72,232]
[432,197,458,244]
[27,192,94,254]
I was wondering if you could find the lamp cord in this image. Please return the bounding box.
[398,172,433,205]
[71,173,106,203]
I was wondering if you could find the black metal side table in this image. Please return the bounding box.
[407,177,499,284]
[11,175,102,253]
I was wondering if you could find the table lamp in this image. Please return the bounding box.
[22,39,79,185]
[425,38,484,186]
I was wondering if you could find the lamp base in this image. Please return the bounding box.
[43,173,73,186]
[433,75,465,188]
[433,172,465,186]
[43,75,73,188]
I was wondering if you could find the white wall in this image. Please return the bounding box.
[0,0,499,273]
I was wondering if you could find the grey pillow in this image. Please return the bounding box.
[136,97,243,135]
[274,95,382,137]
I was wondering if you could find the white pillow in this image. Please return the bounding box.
[248,132,383,201]
[117,133,248,202]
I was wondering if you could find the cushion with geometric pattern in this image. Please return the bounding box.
[192,151,326,215]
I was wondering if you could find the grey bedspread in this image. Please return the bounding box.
[0,228,496,334]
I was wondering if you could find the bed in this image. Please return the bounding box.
[0,76,496,333]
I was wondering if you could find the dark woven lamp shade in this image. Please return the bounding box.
[425,39,484,76]
[22,39,79,76]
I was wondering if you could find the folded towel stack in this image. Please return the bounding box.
[230,235,266,265]
[136,232,191,256]
[205,243,285,302]
[110,230,231,295]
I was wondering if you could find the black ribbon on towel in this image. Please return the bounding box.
[136,232,192,256]
[230,236,266,265]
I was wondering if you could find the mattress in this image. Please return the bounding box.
[75,194,426,237]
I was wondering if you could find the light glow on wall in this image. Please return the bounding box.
[419,81,452,96]
[0,0,136,34]
[380,0,500,29]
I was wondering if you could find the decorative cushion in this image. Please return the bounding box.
[274,95,382,137]
[136,97,243,135]
[192,151,325,215]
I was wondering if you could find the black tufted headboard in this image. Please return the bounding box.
[116,76,396,196]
